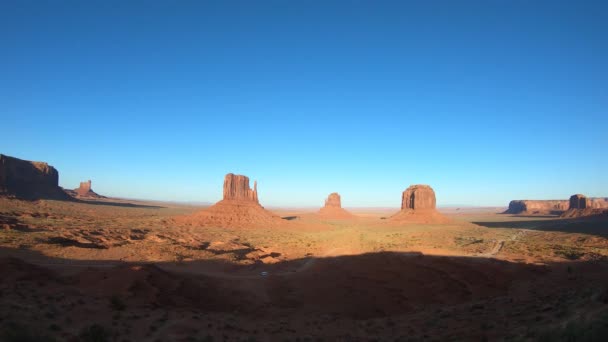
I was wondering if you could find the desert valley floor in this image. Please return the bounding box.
[1,197,608,341]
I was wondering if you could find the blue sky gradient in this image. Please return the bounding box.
[1,1,607,207]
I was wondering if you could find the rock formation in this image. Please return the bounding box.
[401,185,436,210]
[504,200,569,215]
[318,192,354,219]
[65,180,105,199]
[223,173,258,203]
[389,184,449,224]
[177,173,282,228]
[561,194,608,218]
[0,154,71,200]
[569,194,588,209]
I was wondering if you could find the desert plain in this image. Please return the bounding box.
[2,187,608,341]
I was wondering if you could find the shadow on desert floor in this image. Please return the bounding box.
[2,245,608,341]
[474,216,608,237]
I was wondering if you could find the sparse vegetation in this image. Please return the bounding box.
[79,324,111,342]
[110,295,126,311]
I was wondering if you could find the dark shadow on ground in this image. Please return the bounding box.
[281,216,299,221]
[474,216,608,237]
[1,245,608,341]
[75,199,166,209]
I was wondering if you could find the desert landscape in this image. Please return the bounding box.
[1,154,608,341]
[2,2,607,341]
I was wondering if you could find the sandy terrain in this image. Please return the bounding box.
[1,197,608,341]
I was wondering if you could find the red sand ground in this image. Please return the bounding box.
[1,198,608,341]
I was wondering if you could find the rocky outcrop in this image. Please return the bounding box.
[177,173,282,228]
[390,185,449,224]
[561,194,608,218]
[0,154,71,200]
[569,194,588,209]
[504,200,569,215]
[319,192,354,219]
[65,180,105,199]
[223,173,258,203]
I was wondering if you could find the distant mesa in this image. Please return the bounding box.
[0,154,71,200]
[504,200,568,215]
[177,173,282,228]
[504,195,608,216]
[561,194,608,218]
[569,194,588,209]
[318,192,354,219]
[389,184,450,224]
[65,180,106,199]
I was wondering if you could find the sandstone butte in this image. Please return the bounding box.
[65,180,105,199]
[561,194,608,218]
[389,184,450,224]
[178,173,282,228]
[0,154,71,200]
[318,192,355,219]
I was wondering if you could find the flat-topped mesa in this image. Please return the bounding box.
[505,200,569,215]
[569,194,588,209]
[401,184,436,210]
[324,192,342,208]
[223,173,259,203]
[0,154,71,200]
[390,184,449,223]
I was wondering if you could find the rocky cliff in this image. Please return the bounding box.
[0,154,70,200]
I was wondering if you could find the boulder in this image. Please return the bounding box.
[0,154,71,200]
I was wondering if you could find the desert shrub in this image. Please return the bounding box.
[1,323,56,342]
[109,295,126,311]
[538,310,608,341]
[553,246,585,260]
[79,324,111,342]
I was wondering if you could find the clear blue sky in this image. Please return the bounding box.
[1,1,607,207]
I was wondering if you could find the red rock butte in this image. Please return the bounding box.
[223,173,258,203]
[389,184,450,224]
[318,192,355,219]
[66,180,105,199]
[178,173,282,228]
